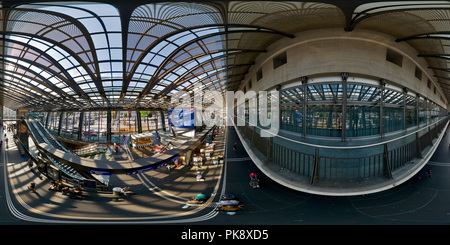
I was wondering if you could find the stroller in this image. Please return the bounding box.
[250,178,260,188]
[249,172,260,188]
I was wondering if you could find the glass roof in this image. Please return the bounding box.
[1,1,231,111]
[0,1,448,111]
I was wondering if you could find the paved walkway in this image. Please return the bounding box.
[3,123,450,227]
[0,126,226,224]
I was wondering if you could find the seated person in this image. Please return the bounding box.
[73,187,82,196]
[121,187,135,196]
[196,171,204,181]
[61,186,71,196]
[62,187,82,198]
[48,181,58,191]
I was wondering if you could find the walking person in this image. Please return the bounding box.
[28,182,36,193]
[27,159,34,169]
[426,169,432,177]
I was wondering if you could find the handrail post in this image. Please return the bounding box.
[341,72,348,142]
[383,143,393,179]
[416,131,422,158]
[310,147,319,185]
[266,137,273,163]
[250,125,256,147]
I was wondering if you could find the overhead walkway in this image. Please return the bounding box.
[24,119,216,176]
[234,116,449,196]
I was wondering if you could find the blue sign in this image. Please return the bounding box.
[89,170,111,175]
[168,107,195,129]
[125,162,168,175]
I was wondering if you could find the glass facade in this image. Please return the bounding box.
[61,111,81,140]
[38,78,446,144]
[281,106,303,133]
[306,105,342,137]
[280,79,447,139]
[346,105,380,137]
[47,112,60,135]
[40,110,168,144]
[141,111,164,132]
[82,111,108,143]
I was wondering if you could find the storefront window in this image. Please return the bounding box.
[41,112,48,126]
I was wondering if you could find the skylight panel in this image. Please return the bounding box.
[183,60,199,70]
[148,54,165,68]
[196,55,212,64]
[110,49,122,60]
[91,34,109,49]
[102,17,122,32]
[59,58,75,70]
[96,49,111,61]
[194,27,221,37]
[111,62,122,72]
[165,73,180,82]
[170,33,197,46]
[8,35,29,43]
[108,34,122,48]
[46,49,66,62]
[28,39,48,51]
[173,65,189,74]
[144,65,156,75]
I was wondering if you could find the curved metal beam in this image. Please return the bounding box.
[120,23,294,105]
[418,54,450,61]
[429,66,450,73]
[2,7,111,107]
[142,49,263,104]
[0,58,83,107]
[0,41,97,107]
[346,4,450,31]
[396,32,450,42]
[130,29,281,106]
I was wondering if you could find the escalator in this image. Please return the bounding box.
[26,120,85,181]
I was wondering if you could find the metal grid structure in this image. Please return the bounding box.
[0,0,449,112]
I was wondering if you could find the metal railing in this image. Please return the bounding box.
[235,116,448,186]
